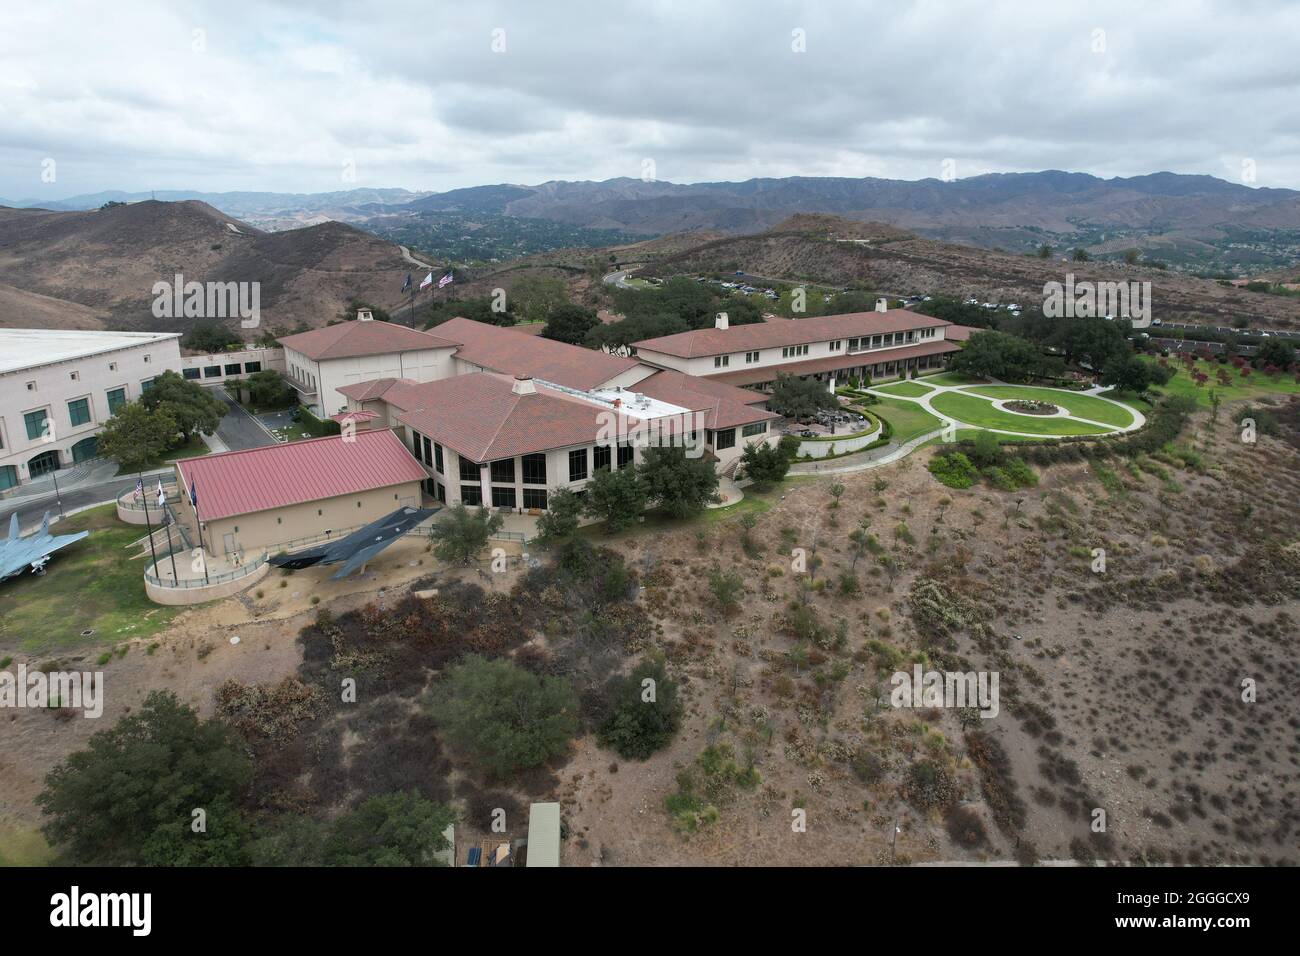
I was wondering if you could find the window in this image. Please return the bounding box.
[0,465,17,491]
[593,444,611,472]
[490,458,515,484]
[714,355,730,368]
[244,361,262,373]
[522,453,546,485]
[67,398,91,427]
[781,345,809,358]
[422,437,433,467]
[224,363,241,376]
[460,484,483,506]
[140,378,155,391]
[24,409,49,441]
[182,368,201,380]
[522,488,548,510]
[491,486,517,509]
[69,371,79,381]
[434,442,444,473]
[829,340,842,351]
[204,365,221,378]
[458,457,481,482]
[143,354,151,363]
[568,448,588,482]
[617,444,634,469]
[848,338,860,350]
[742,422,767,437]
[25,381,35,392]
[745,351,760,363]
[714,428,736,450]
[106,388,127,414]
[108,362,117,372]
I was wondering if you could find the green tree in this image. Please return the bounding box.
[182,321,243,353]
[1100,353,1160,394]
[534,488,584,546]
[948,330,1047,382]
[96,401,178,472]
[542,303,600,345]
[1254,337,1296,370]
[36,691,252,866]
[509,275,569,324]
[637,446,719,519]
[1072,247,1091,262]
[323,791,456,867]
[738,441,790,487]
[245,369,295,408]
[768,373,839,419]
[707,566,745,613]
[424,295,516,328]
[427,655,579,778]
[428,504,503,565]
[597,657,683,760]
[139,370,226,441]
[583,465,647,532]
[585,312,688,352]
[1036,243,1053,259]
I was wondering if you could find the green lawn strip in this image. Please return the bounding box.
[0,505,184,655]
[929,391,1109,435]
[916,371,979,387]
[0,825,54,866]
[1142,357,1300,409]
[869,396,944,444]
[873,380,934,398]
[952,428,1044,444]
[963,385,1135,427]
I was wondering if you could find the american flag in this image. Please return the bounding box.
[438,272,454,288]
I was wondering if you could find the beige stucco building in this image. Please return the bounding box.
[0,328,182,490]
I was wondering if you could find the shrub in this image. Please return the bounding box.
[928,452,978,489]
[597,657,682,760]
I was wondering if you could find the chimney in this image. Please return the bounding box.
[875,298,888,313]
[511,374,536,396]
[357,308,374,322]
[715,311,729,330]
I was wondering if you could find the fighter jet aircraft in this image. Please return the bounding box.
[269,506,436,580]
[0,511,90,582]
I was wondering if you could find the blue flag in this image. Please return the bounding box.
[401,272,412,292]
[189,480,197,510]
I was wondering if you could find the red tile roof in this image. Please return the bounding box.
[278,319,459,360]
[432,317,641,389]
[329,409,380,423]
[394,373,697,463]
[633,369,778,430]
[705,340,960,387]
[944,324,981,342]
[337,377,418,402]
[632,309,949,359]
[174,429,427,521]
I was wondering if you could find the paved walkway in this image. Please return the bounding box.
[209,387,278,451]
[789,377,1145,476]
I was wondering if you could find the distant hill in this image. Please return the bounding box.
[395,171,1300,274]
[634,215,1300,331]
[0,200,422,333]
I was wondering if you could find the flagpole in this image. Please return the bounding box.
[138,471,162,584]
[189,477,210,585]
[161,487,180,584]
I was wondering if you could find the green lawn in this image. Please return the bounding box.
[114,434,209,476]
[917,371,978,387]
[1144,357,1300,408]
[0,825,54,866]
[930,391,1110,435]
[873,380,934,398]
[0,505,183,655]
[964,385,1136,427]
[870,396,944,444]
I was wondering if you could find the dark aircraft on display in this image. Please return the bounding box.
[0,512,90,582]
[269,506,437,579]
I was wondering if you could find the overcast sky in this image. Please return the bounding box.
[3,0,1298,199]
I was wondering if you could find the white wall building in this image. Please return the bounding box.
[0,328,181,490]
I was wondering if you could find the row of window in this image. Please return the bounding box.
[21,353,152,396]
[13,385,138,446]
[708,330,936,367]
[461,485,549,510]
[181,361,262,381]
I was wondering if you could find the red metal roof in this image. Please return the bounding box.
[175,429,426,521]
[632,309,949,359]
[278,319,459,360]
[705,340,959,387]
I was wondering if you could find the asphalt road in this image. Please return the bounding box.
[4,471,169,534]
[210,387,278,451]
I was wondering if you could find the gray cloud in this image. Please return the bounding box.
[1,0,1297,199]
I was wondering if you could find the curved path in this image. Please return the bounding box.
[788,376,1145,476]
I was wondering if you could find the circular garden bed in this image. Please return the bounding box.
[1004,399,1058,416]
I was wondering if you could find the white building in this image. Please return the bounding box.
[0,328,181,490]
[630,303,960,390]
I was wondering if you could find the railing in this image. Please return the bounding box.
[118,483,180,512]
[145,552,268,589]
